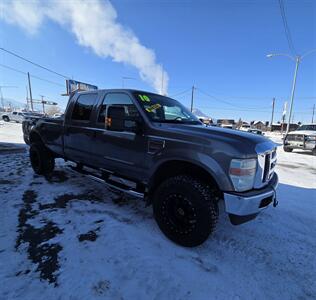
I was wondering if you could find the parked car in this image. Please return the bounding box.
[247,128,264,135]
[23,89,278,247]
[1,111,25,123]
[284,124,316,155]
[239,124,251,131]
[221,124,234,129]
[1,111,44,123]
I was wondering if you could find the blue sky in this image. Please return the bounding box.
[0,0,315,123]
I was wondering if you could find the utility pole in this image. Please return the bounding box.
[286,57,300,134]
[267,49,316,134]
[40,95,45,114]
[190,85,195,112]
[312,104,315,123]
[26,86,29,110]
[161,66,164,95]
[27,72,34,111]
[270,98,275,131]
[0,87,4,110]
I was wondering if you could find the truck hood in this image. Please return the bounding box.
[287,130,316,136]
[157,123,276,156]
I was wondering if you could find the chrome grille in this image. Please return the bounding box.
[262,149,277,182]
[255,148,277,188]
[287,134,304,141]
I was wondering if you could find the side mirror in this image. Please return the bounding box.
[107,106,125,131]
[107,106,143,133]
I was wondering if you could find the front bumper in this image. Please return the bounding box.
[224,173,278,225]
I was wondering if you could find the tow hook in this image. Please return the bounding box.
[272,186,278,207]
[273,196,278,207]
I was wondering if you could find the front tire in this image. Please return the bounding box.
[30,142,55,175]
[153,175,218,247]
[283,146,293,152]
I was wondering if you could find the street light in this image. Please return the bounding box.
[267,49,316,134]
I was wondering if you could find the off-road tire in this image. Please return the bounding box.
[153,175,218,247]
[30,142,55,175]
[3,116,10,122]
[283,146,293,152]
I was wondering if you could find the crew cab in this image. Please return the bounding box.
[2,111,44,123]
[2,111,25,123]
[23,89,278,246]
[284,124,316,155]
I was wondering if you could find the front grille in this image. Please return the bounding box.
[287,134,304,141]
[262,149,277,183]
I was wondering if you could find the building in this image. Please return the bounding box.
[251,121,268,131]
[271,123,299,132]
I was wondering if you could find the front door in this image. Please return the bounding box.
[92,92,147,181]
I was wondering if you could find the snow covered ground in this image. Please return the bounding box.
[0,123,315,300]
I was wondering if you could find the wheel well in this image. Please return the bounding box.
[149,160,220,194]
[29,131,42,144]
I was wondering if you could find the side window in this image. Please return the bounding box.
[72,93,98,121]
[13,112,17,115]
[97,93,139,124]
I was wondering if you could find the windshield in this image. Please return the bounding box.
[297,125,316,131]
[134,92,201,124]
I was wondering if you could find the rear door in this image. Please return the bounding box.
[63,92,100,166]
[91,92,147,180]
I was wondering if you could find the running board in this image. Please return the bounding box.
[67,165,144,199]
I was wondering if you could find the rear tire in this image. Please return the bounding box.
[3,116,10,122]
[30,142,55,175]
[283,146,293,152]
[153,175,218,247]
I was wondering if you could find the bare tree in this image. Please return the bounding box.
[45,106,61,116]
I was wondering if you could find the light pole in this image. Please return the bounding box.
[267,49,316,134]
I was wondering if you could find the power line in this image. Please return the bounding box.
[278,0,297,55]
[0,47,69,79]
[170,88,192,98]
[0,63,65,87]
[196,87,272,110]
[196,105,313,114]
[196,87,241,108]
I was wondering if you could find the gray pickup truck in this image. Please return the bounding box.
[284,124,316,155]
[23,89,278,246]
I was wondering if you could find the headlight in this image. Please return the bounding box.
[229,158,257,192]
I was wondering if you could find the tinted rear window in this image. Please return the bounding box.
[72,93,98,121]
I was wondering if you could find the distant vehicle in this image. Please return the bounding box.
[23,89,278,247]
[239,124,251,131]
[1,111,25,123]
[221,124,234,129]
[284,124,316,155]
[1,111,44,123]
[247,128,264,135]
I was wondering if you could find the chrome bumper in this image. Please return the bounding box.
[224,173,278,217]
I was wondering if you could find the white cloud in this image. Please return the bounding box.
[0,0,169,94]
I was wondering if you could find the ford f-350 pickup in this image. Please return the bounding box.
[22,89,278,246]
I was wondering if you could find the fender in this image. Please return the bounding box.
[148,149,233,191]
